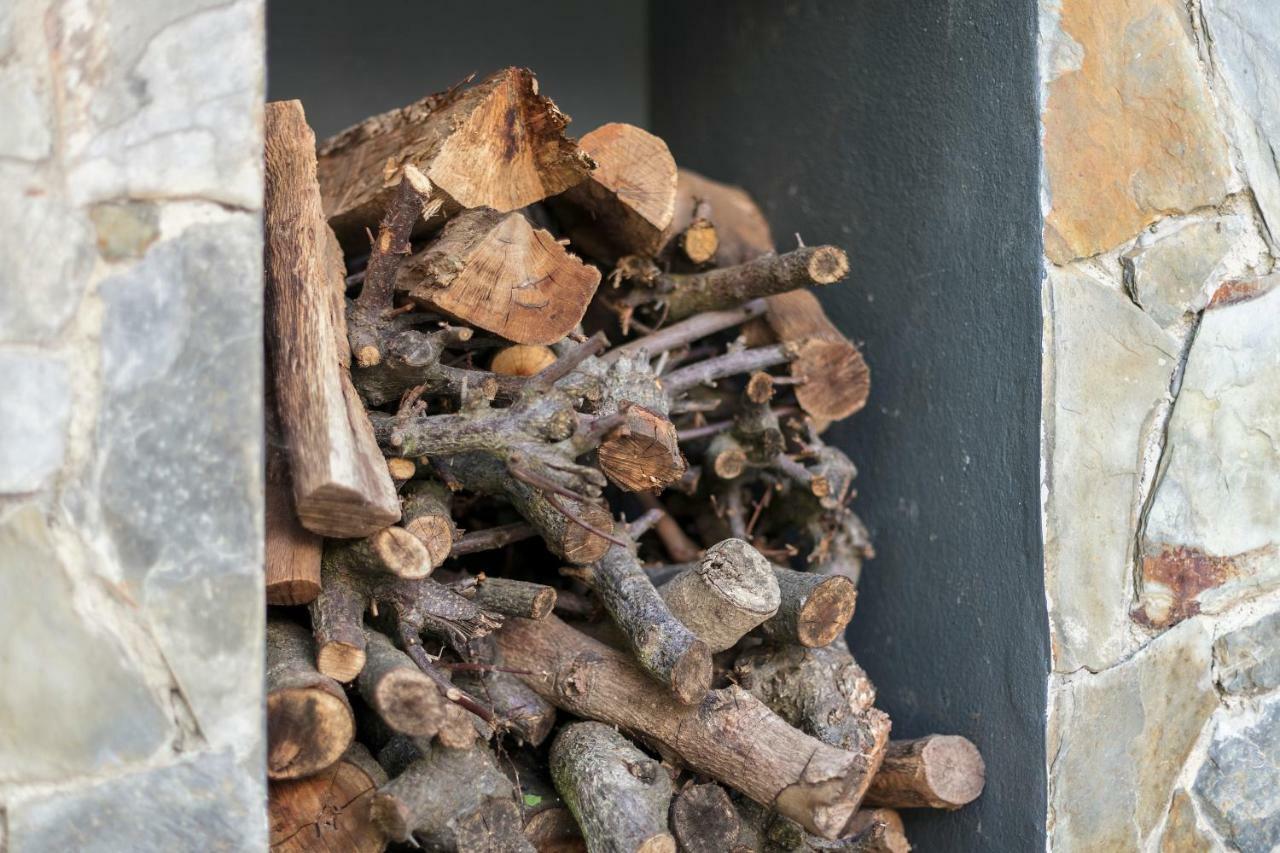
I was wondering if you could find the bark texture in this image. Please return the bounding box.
[266,619,356,780]
[659,538,780,652]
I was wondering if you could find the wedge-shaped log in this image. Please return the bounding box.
[264,100,401,538]
[396,207,601,344]
[550,722,676,853]
[553,122,678,260]
[268,743,388,853]
[266,619,356,780]
[318,67,593,249]
[495,615,888,840]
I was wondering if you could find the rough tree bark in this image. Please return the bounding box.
[266,619,356,780]
[264,99,401,538]
[550,722,676,853]
[495,615,887,840]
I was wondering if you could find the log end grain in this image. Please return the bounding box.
[806,245,850,285]
[597,406,687,492]
[796,575,858,648]
[316,642,367,684]
[266,687,356,780]
[491,344,558,377]
[268,745,388,853]
[679,218,719,264]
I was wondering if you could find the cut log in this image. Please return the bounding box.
[325,526,432,580]
[659,538,780,652]
[552,123,678,260]
[495,615,887,840]
[864,736,985,811]
[578,542,712,704]
[318,67,593,250]
[846,809,910,853]
[596,405,687,492]
[371,740,534,851]
[766,290,870,422]
[734,642,886,754]
[667,170,774,267]
[264,99,401,538]
[268,742,388,853]
[309,563,368,682]
[454,635,557,747]
[505,751,587,852]
[265,389,322,606]
[550,722,676,853]
[357,629,451,738]
[396,207,601,345]
[670,783,743,853]
[386,457,417,482]
[400,480,456,570]
[492,344,558,377]
[677,213,719,265]
[266,619,356,780]
[756,567,858,648]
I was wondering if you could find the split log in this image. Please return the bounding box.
[357,629,451,738]
[846,809,910,853]
[734,642,886,754]
[318,67,592,249]
[264,99,401,537]
[596,405,687,492]
[396,207,601,345]
[553,123,678,260]
[400,480,457,569]
[550,722,675,853]
[492,344,558,377]
[757,567,858,648]
[324,527,432,580]
[659,538,780,652]
[670,783,745,853]
[268,742,388,853]
[573,542,712,704]
[863,736,985,811]
[371,740,533,851]
[265,390,322,606]
[495,615,887,840]
[266,619,356,780]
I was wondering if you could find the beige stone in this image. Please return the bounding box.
[1047,618,1217,851]
[1159,789,1216,852]
[1045,266,1179,672]
[1043,0,1234,263]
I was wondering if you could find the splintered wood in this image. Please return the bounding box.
[263,69,983,853]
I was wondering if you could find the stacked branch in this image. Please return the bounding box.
[262,71,981,853]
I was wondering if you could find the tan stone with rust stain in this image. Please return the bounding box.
[1159,789,1216,852]
[1042,0,1234,263]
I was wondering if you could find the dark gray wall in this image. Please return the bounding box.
[267,0,648,139]
[651,2,1047,849]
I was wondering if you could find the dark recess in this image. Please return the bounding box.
[650,1,1047,849]
[266,0,648,139]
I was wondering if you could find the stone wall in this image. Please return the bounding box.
[1041,0,1279,849]
[0,1,266,849]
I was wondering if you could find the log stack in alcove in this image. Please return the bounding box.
[262,68,983,853]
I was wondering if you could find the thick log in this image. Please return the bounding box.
[396,207,601,345]
[318,67,592,249]
[580,542,711,704]
[370,740,534,851]
[264,100,401,537]
[757,567,858,648]
[400,480,456,570]
[268,742,388,853]
[670,783,743,853]
[596,405,687,492]
[550,722,675,853]
[357,629,451,738]
[325,526,432,580]
[553,123,678,260]
[863,736,985,811]
[659,538,780,652]
[495,615,887,840]
[734,642,886,754]
[266,619,356,780]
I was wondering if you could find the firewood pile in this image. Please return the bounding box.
[263,67,984,853]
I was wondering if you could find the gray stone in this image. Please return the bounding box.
[51,0,265,210]
[1045,266,1179,672]
[5,749,266,852]
[1202,0,1280,249]
[0,351,70,494]
[0,1,55,162]
[91,216,264,754]
[1194,695,1280,853]
[1215,611,1280,696]
[1122,216,1247,328]
[1137,283,1280,626]
[0,504,172,784]
[1047,618,1218,850]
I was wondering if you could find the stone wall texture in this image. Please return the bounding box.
[0,0,266,850]
[1041,0,1280,849]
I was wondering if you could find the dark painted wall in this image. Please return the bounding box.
[267,0,648,139]
[651,2,1047,849]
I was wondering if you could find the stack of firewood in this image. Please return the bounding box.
[262,68,984,853]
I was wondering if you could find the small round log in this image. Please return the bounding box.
[756,567,858,648]
[357,629,450,738]
[472,575,557,620]
[266,619,356,780]
[660,538,780,652]
[656,245,849,321]
[400,480,456,569]
[550,722,676,853]
[326,526,432,580]
[310,562,368,681]
[864,736,985,810]
[597,406,687,492]
[268,742,388,853]
[670,783,741,853]
[679,217,719,264]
